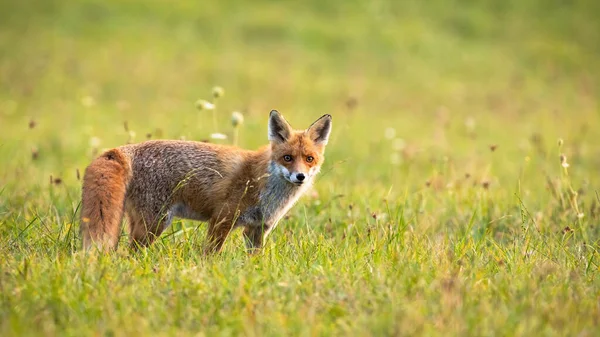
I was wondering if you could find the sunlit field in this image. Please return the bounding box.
[1,0,600,335]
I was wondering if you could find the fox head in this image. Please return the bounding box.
[268,110,332,186]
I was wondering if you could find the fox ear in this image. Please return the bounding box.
[307,114,332,145]
[268,110,293,143]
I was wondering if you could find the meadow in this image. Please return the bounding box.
[1,0,600,335]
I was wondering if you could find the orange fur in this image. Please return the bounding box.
[80,111,332,253]
[81,149,132,250]
[271,133,323,174]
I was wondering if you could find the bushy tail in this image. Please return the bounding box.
[80,148,132,251]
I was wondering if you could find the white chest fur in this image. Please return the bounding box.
[259,174,310,228]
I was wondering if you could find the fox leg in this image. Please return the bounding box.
[243,226,265,253]
[243,224,274,254]
[204,217,235,254]
[127,207,173,249]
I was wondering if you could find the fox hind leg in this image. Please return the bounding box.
[127,207,173,249]
[204,217,235,254]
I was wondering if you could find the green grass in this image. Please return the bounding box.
[1,0,600,335]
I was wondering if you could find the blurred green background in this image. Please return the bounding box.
[1,1,600,335]
[2,0,600,242]
[1,0,599,185]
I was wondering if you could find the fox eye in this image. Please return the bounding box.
[283,155,293,162]
[306,156,314,163]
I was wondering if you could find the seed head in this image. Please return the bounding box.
[346,97,358,110]
[212,86,225,99]
[482,180,490,189]
[128,130,136,143]
[210,133,227,140]
[195,99,215,111]
[231,111,244,127]
[560,154,569,168]
[31,146,39,160]
[28,119,36,129]
[558,138,564,147]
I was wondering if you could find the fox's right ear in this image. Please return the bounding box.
[268,110,293,143]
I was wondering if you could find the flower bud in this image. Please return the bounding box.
[195,99,215,111]
[231,111,244,127]
[212,86,224,99]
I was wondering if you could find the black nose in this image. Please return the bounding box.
[297,173,305,181]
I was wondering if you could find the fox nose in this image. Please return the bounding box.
[296,173,305,181]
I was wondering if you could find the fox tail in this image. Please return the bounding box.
[80,148,132,251]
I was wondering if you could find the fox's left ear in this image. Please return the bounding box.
[307,114,332,145]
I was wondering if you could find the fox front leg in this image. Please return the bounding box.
[243,224,272,254]
[238,207,268,254]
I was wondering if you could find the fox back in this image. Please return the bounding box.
[80,110,332,253]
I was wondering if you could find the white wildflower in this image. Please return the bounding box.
[231,111,244,127]
[212,86,224,99]
[210,133,227,140]
[195,99,215,111]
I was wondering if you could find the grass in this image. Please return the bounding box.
[1,0,600,335]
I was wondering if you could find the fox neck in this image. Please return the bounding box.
[258,161,312,226]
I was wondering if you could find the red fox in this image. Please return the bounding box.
[80,110,332,253]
